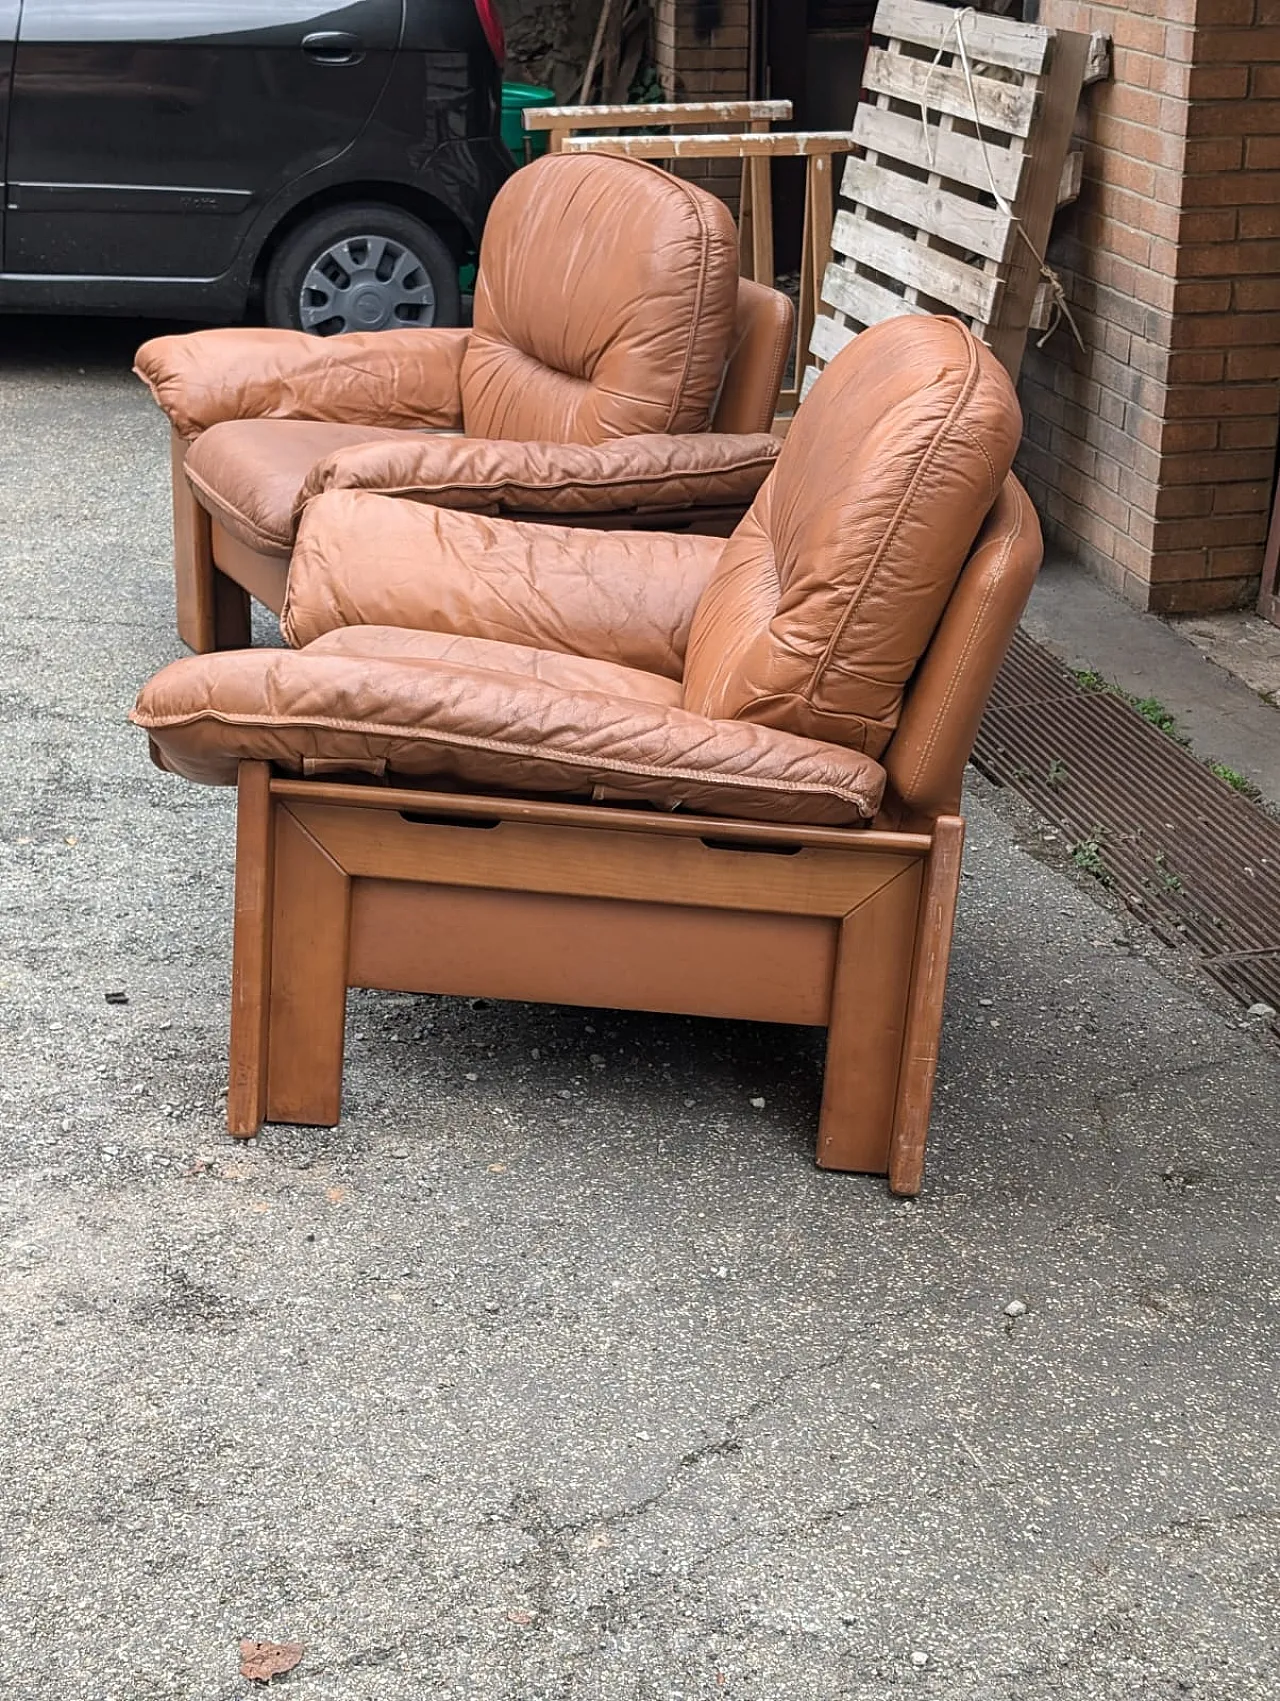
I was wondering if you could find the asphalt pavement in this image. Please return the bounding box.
[0,314,1276,1701]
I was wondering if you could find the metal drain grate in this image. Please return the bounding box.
[974,630,1280,1035]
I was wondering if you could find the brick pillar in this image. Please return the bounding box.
[1018,0,1280,614]
[652,0,754,211]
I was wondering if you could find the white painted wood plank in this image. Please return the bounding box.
[829,207,1002,320]
[863,46,1038,138]
[842,156,1015,262]
[821,259,930,329]
[873,0,1052,75]
[809,313,858,363]
[852,104,1026,201]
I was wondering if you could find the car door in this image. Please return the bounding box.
[0,2,19,261]
[4,0,403,281]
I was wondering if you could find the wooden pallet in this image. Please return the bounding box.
[805,0,1098,392]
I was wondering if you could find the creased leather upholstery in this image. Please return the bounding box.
[134,327,469,442]
[460,152,739,443]
[131,629,886,825]
[283,491,723,678]
[297,431,781,516]
[184,420,435,556]
[131,316,1039,833]
[683,316,1022,757]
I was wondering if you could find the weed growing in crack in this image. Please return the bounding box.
[1071,833,1110,884]
[1209,762,1261,799]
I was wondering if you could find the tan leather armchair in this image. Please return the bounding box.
[132,317,1041,1195]
[136,152,794,655]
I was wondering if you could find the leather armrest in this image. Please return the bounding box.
[281,488,726,680]
[134,326,470,441]
[295,431,782,516]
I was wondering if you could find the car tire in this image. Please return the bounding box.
[264,203,461,335]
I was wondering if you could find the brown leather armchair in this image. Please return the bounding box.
[135,152,794,655]
[132,317,1042,1195]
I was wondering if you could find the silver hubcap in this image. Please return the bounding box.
[299,234,436,334]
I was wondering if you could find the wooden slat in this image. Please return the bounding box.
[851,104,1026,202]
[983,29,1091,377]
[829,207,1001,320]
[268,778,933,855]
[872,0,1052,75]
[842,156,1015,263]
[1058,149,1084,206]
[523,99,792,132]
[820,258,928,331]
[286,800,914,920]
[809,311,858,363]
[563,131,857,159]
[862,46,1038,139]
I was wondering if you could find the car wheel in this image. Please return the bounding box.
[264,204,461,335]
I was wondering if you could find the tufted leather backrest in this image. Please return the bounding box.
[681,316,1023,758]
[460,152,741,445]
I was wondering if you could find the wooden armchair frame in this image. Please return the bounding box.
[226,761,963,1195]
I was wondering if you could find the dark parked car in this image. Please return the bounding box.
[0,0,513,330]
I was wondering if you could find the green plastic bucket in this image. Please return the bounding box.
[501,82,557,162]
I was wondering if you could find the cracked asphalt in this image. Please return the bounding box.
[1,315,1278,1701]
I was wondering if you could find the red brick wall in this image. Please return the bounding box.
[653,0,754,210]
[1018,0,1280,613]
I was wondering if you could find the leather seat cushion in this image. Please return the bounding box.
[184,419,436,556]
[130,626,886,826]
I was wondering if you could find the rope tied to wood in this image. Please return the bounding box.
[917,6,1086,352]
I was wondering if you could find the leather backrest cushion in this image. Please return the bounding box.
[682,316,1023,757]
[461,152,740,445]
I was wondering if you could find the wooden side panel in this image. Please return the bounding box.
[265,808,352,1127]
[816,863,924,1175]
[347,880,838,1026]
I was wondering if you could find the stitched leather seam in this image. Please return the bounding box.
[951,422,998,504]
[133,708,881,812]
[904,495,1026,800]
[657,172,718,435]
[806,321,982,698]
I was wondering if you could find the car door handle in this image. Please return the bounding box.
[302,30,365,65]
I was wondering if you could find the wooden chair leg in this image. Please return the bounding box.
[171,430,250,653]
[227,762,274,1137]
[817,862,924,1175]
[888,816,966,1198]
[264,806,352,1127]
